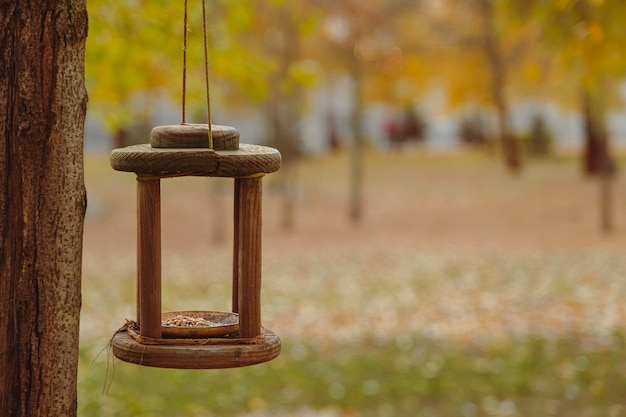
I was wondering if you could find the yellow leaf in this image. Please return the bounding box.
[524,63,543,83]
[588,22,604,41]
[556,0,571,10]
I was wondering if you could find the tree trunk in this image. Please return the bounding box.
[265,7,302,231]
[266,93,300,231]
[581,90,609,176]
[600,160,613,233]
[349,57,365,224]
[480,0,521,173]
[0,2,88,416]
[581,89,614,233]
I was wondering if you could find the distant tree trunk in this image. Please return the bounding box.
[581,89,614,233]
[349,57,365,224]
[0,2,88,416]
[268,98,299,230]
[264,8,302,231]
[581,90,610,176]
[326,102,341,152]
[600,159,613,233]
[480,0,521,173]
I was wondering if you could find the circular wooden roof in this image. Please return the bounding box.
[110,143,281,178]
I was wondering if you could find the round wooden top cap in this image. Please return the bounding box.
[111,123,280,178]
[111,143,281,178]
[151,124,239,150]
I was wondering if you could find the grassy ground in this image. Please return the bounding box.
[80,148,626,416]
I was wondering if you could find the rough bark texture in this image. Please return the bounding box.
[0,1,88,416]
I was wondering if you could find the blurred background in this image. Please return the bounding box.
[80,1,626,416]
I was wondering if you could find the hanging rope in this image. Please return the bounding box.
[201,0,213,149]
[181,0,213,149]
[182,0,189,124]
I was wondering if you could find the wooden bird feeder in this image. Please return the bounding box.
[109,124,282,369]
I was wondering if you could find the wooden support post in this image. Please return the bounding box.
[237,176,263,338]
[137,177,162,339]
[232,178,241,313]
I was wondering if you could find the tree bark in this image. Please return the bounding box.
[0,2,88,416]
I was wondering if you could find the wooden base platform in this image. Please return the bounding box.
[111,329,281,369]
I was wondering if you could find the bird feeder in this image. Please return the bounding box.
[109,124,282,369]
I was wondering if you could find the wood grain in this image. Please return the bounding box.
[110,142,281,369]
[111,329,281,369]
[111,143,281,178]
[232,178,241,313]
[237,177,263,338]
[137,178,162,339]
[151,124,239,150]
